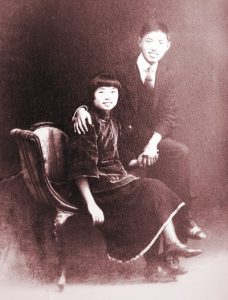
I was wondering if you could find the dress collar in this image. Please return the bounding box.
[91,107,111,121]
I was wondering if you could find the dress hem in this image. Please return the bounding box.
[107,201,185,264]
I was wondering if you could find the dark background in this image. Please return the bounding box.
[0,0,227,283]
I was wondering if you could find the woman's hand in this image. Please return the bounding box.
[73,107,92,134]
[75,177,104,225]
[128,159,138,167]
[87,202,105,225]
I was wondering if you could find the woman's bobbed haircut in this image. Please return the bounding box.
[88,72,122,103]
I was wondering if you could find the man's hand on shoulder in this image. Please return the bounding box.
[72,107,92,134]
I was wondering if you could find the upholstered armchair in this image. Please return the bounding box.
[10,122,78,290]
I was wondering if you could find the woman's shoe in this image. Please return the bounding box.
[182,219,207,240]
[163,255,188,275]
[145,263,177,283]
[166,242,202,258]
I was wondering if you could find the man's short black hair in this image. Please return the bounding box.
[140,19,170,40]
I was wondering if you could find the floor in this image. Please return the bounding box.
[0,175,228,300]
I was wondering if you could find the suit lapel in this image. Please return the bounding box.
[152,68,160,110]
[153,62,166,110]
[131,62,160,113]
[124,61,142,113]
[121,58,167,113]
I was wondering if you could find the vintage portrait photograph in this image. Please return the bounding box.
[0,0,227,299]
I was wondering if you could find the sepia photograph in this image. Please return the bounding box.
[0,1,227,299]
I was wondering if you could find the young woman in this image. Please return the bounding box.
[68,72,201,279]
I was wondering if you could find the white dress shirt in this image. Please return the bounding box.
[136,53,158,86]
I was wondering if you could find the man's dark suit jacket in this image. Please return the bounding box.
[112,57,177,165]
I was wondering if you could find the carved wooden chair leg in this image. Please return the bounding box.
[53,210,75,291]
[10,124,79,286]
[31,211,47,279]
[32,207,50,256]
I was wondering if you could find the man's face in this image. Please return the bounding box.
[138,30,170,64]
[94,86,119,111]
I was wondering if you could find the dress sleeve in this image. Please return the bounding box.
[68,123,99,180]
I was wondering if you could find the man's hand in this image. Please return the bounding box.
[137,143,159,167]
[73,107,92,134]
[87,202,105,225]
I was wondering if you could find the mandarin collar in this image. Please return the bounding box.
[91,107,111,121]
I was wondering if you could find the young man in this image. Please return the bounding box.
[72,20,206,282]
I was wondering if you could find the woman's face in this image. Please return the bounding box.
[94,86,119,111]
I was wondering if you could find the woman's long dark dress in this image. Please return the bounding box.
[68,108,184,263]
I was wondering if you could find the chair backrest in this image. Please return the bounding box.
[11,122,78,212]
[31,122,68,184]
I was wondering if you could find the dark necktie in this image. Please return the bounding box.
[144,67,155,89]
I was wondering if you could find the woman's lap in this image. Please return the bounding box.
[94,178,183,262]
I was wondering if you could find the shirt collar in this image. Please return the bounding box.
[137,53,158,82]
[137,53,158,73]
